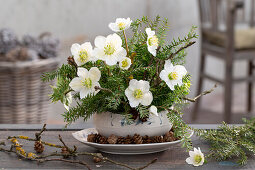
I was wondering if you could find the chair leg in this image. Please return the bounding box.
[191,52,206,121]
[247,60,253,114]
[224,61,233,123]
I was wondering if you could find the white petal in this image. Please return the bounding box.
[109,22,120,32]
[69,77,83,92]
[174,65,187,76]
[116,48,127,60]
[129,99,140,108]
[89,67,101,82]
[94,48,105,60]
[71,43,80,56]
[148,46,157,56]
[109,33,122,48]
[159,70,168,82]
[77,67,89,78]
[105,56,118,66]
[128,79,138,91]
[166,81,176,90]
[189,150,196,158]
[74,55,83,66]
[137,80,150,92]
[149,105,158,116]
[95,36,106,48]
[141,91,153,106]
[164,60,174,72]
[185,157,194,165]
[80,88,90,99]
[145,28,155,36]
[64,104,69,111]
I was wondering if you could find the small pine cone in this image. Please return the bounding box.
[124,135,133,144]
[143,135,153,144]
[117,137,125,144]
[133,134,143,144]
[107,134,118,144]
[99,136,107,144]
[34,141,44,153]
[0,28,19,54]
[94,134,102,143]
[93,156,102,163]
[67,56,76,66]
[87,134,96,143]
[61,147,70,158]
[38,33,59,59]
[153,136,164,143]
[163,131,175,142]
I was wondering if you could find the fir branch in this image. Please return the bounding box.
[168,41,195,60]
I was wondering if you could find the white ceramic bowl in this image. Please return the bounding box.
[93,111,172,137]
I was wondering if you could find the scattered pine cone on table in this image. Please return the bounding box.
[107,134,118,144]
[133,134,143,144]
[34,141,44,153]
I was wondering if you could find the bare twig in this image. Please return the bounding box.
[35,124,46,141]
[123,30,129,56]
[183,84,217,102]
[94,86,113,93]
[137,158,158,170]
[168,41,195,60]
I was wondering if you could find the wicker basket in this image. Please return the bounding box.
[0,58,59,124]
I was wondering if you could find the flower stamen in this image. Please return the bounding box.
[104,44,116,55]
[133,89,143,99]
[118,22,125,30]
[148,36,159,46]
[82,78,92,88]
[194,155,202,164]
[79,49,89,62]
[168,72,178,80]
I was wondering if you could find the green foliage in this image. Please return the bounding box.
[42,16,198,151]
[196,118,255,165]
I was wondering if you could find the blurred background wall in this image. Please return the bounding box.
[0,0,250,124]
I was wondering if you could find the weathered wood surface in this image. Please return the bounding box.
[0,125,254,169]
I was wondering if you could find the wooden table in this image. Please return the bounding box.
[0,124,254,170]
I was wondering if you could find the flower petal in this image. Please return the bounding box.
[145,28,155,36]
[89,67,101,82]
[77,67,89,78]
[185,157,193,165]
[69,77,83,92]
[164,60,174,71]
[141,91,153,106]
[128,79,138,91]
[149,105,158,116]
[80,88,90,99]
[95,36,106,48]
[71,43,80,56]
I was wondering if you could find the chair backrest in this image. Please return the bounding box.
[198,0,255,32]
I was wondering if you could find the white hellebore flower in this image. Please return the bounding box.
[108,17,132,32]
[146,28,159,56]
[159,60,187,90]
[149,105,158,116]
[94,33,127,66]
[186,147,205,167]
[63,92,72,111]
[71,42,95,66]
[125,79,153,108]
[69,67,101,99]
[119,57,131,70]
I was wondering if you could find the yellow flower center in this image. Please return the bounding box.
[148,35,159,46]
[79,49,89,63]
[82,78,92,88]
[121,59,129,68]
[168,72,178,80]
[118,22,125,30]
[194,154,202,164]
[104,44,116,55]
[133,89,143,99]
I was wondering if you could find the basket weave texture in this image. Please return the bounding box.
[0,58,59,124]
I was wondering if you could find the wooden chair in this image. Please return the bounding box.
[192,0,255,123]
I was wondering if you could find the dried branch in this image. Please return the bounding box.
[35,124,46,141]
[183,84,217,102]
[168,41,195,60]
[94,86,113,93]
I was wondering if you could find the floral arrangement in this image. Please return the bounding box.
[42,16,210,166]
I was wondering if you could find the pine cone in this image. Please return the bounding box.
[61,147,70,158]
[117,137,125,144]
[5,47,38,62]
[67,56,76,66]
[87,134,96,143]
[94,134,102,143]
[163,131,175,142]
[38,33,59,59]
[0,28,19,54]
[152,136,164,143]
[143,135,153,144]
[124,135,133,144]
[107,134,118,144]
[99,136,107,144]
[133,134,143,144]
[34,141,44,153]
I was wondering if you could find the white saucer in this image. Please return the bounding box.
[72,128,193,155]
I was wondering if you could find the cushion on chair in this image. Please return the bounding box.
[203,28,255,50]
